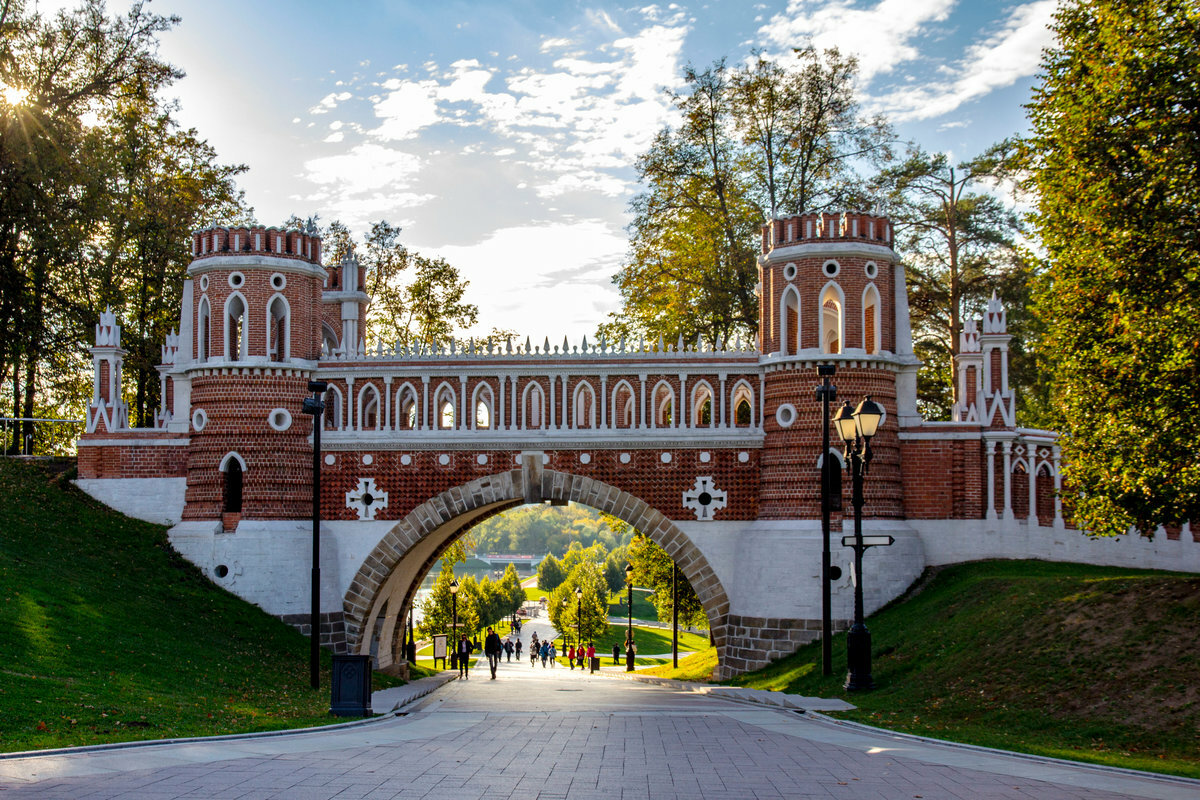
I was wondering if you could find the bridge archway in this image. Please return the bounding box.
[342,457,731,676]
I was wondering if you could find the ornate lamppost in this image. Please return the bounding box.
[625,563,635,671]
[300,379,328,690]
[449,579,459,637]
[832,396,884,691]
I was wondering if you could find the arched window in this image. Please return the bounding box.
[321,322,339,357]
[522,382,545,429]
[819,283,844,355]
[781,286,801,355]
[219,452,246,513]
[473,384,494,429]
[690,382,714,427]
[224,293,247,361]
[197,297,211,362]
[324,386,344,430]
[395,383,419,430]
[862,283,881,355]
[732,382,754,428]
[434,383,456,429]
[573,382,596,429]
[267,294,290,362]
[359,384,381,431]
[612,381,635,429]
[652,381,675,428]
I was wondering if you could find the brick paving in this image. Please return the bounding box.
[1,647,1195,800]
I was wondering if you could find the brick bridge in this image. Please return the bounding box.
[75,212,1198,678]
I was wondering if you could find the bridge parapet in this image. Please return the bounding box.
[325,333,757,361]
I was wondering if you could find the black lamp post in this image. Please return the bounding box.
[561,597,569,650]
[449,578,459,637]
[625,563,635,671]
[671,561,678,669]
[832,396,884,691]
[301,379,328,690]
[815,364,837,676]
[575,586,583,658]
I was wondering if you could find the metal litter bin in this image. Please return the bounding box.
[330,654,372,717]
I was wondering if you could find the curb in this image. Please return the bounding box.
[0,673,457,762]
[604,671,855,712]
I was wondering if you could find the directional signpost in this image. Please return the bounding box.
[842,535,894,548]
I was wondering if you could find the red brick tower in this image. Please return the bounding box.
[182,225,326,529]
[756,212,916,521]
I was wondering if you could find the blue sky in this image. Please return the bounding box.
[42,0,1058,341]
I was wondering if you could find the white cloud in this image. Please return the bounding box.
[372,81,443,140]
[310,90,352,114]
[304,143,423,191]
[431,221,627,339]
[758,0,956,82]
[880,0,1056,121]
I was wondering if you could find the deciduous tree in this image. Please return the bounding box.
[1026,0,1200,535]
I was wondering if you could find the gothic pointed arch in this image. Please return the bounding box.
[358,383,381,431]
[611,379,636,429]
[780,285,801,355]
[651,380,675,428]
[394,382,419,430]
[572,381,597,429]
[196,296,211,362]
[223,292,249,361]
[819,282,844,355]
[521,380,546,429]
[324,385,344,430]
[690,380,714,428]
[266,293,291,361]
[731,380,755,428]
[861,283,881,355]
[433,381,457,430]
[472,382,495,430]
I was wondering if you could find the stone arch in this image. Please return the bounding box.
[343,463,732,677]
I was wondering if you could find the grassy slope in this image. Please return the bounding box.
[728,560,1200,778]
[0,460,404,753]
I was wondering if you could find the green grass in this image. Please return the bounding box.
[0,460,405,753]
[727,560,1200,779]
[607,588,657,620]
[642,647,718,681]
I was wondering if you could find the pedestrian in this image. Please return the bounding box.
[567,643,575,670]
[484,627,503,679]
[515,639,523,660]
[548,641,557,667]
[586,642,596,672]
[457,633,472,679]
[612,643,620,665]
[577,643,586,670]
[540,640,549,667]
[505,638,514,662]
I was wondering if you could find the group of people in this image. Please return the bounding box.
[453,627,600,679]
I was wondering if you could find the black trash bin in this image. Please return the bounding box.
[330,654,372,717]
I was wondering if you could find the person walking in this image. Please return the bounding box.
[484,627,503,679]
[548,641,557,667]
[515,639,523,661]
[504,638,514,662]
[567,643,575,670]
[457,633,472,679]
[539,640,549,667]
[577,643,586,670]
[586,642,596,673]
[612,643,620,665]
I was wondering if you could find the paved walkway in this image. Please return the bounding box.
[2,645,1197,799]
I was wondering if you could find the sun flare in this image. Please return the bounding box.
[2,85,30,106]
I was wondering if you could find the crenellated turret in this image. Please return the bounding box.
[952,291,1014,427]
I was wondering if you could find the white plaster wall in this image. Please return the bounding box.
[168,519,393,617]
[678,519,927,622]
[915,518,1200,574]
[75,478,187,526]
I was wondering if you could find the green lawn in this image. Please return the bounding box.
[726,560,1200,779]
[606,588,657,620]
[0,460,406,753]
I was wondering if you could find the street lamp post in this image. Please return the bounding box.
[449,578,459,636]
[625,563,635,671]
[561,597,569,650]
[671,561,678,669]
[575,586,583,661]
[832,396,884,691]
[815,364,837,676]
[300,380,328,690]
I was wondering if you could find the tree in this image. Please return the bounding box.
[499,563,524,620]
[1025,0,1200,536]
[0,0,243,443]
[627,534,708,629]
[547,562,609,645]
[417,563,476,639]
[536,552,565,592]
[602,50,891,347]
[872,145,1026,419]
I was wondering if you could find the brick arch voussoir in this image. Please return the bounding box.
[342,468,730,674]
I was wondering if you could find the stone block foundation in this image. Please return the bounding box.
[279,611,347,654]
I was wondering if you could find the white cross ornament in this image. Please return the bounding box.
[683,476,727,521]
[346,477,388,521]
